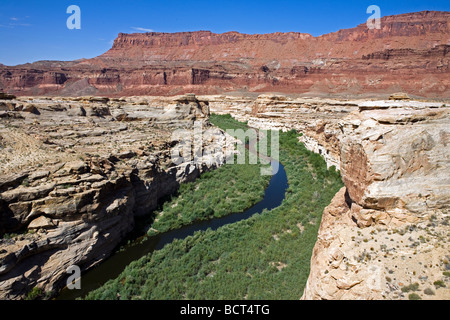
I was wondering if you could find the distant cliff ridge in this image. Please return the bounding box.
[0,11,449,97]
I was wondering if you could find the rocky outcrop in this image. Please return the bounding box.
[0,94,233,299]
[0,11,448,98]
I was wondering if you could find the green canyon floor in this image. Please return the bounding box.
[83,114,343,300]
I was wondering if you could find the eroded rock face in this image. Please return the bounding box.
[0,94,233,299]
[340,104,450,219]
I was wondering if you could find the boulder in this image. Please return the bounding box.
[28,216,56,230]
[22,103,40,115]
[67,105,86,117]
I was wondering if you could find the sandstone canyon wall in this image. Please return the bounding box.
[0,94,234,299]
[301,102,450,300]
[0,11,448,98]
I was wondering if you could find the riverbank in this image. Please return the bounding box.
[57,114,280,299]
[83,116,343,300]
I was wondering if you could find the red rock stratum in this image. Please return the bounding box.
[0,11,449,97]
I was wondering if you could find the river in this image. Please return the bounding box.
[57,157,288,300]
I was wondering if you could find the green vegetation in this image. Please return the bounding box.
[148,156,270,235]
[25,287,53,300]
[433,280,446,288]
[1,233,19,240]
[423,288,435,295]
[84,114,343,300]
[146,114,271,235]
[401,282,420,293]
[25,287,43,300]
[408,293,422,300]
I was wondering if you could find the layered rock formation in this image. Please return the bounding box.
[0,11,448,98]
[0,9,449,300]
[0,94,233,299]
[302,102,450,300]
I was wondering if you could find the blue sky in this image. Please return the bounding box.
[0,0,448,66]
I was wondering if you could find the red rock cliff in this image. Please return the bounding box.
[0,11,449,97]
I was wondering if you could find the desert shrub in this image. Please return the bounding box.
[142,114,273,235]
[408,293,422,300]
[148,152,270,235]
[433,280,446,288]
[401,282,420,293]
[423,288,435,295]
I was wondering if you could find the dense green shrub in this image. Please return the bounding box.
[423,288,435,295]
[25,287,43,300]
[401,282,420,293]
[408,293,422,300]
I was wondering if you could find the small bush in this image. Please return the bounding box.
[25,287,43,300]
[401,282,420,293]
[21,177,30,187]
[433,280,446,288]
[423,288,435,295]
[408,293,422,300]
